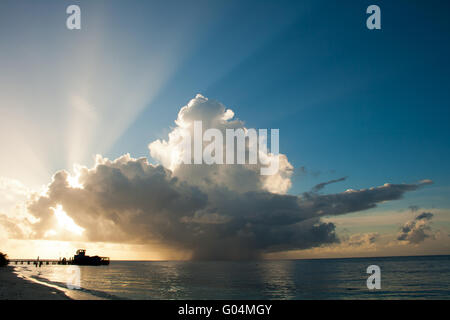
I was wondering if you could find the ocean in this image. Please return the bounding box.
[12,255,450,299]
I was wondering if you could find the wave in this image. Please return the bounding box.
[13,266,125,300]
[30,274,126,300]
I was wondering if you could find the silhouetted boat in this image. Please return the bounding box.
[72,249,110,266]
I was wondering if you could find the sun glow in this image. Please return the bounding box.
[51,204,85,235]
[67,173,83,189]
[67,164,85,189]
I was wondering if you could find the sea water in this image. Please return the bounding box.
[13,255,450,299]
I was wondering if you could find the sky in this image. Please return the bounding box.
[0,0,449,260]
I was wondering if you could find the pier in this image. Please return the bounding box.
[8,249,109,266]
[8,258,72,266]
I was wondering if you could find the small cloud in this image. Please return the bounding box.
[397,212,435,244]
[415,212,433,221]
[310,176,347,193]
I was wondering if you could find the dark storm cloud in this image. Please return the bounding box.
[22,154,432,260]
[3,95,434,260]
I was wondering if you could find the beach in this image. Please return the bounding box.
[0,266,71,300]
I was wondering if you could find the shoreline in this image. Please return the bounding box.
[0,266,72,300]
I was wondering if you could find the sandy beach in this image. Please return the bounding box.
[0,266,71,300]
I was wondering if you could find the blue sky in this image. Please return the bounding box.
[1,0,449,259]
[109,0,450,204]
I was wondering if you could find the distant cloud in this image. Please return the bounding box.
[2,95,434,260]
[397,212,435,244]
[345,233,379,247]
[339,232,380,251]
[0,214,26,239]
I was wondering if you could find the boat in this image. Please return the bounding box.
[72,249,110,266]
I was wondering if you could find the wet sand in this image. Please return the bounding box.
[0,266,71,300]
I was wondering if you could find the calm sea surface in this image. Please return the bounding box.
[13,255,450,299]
